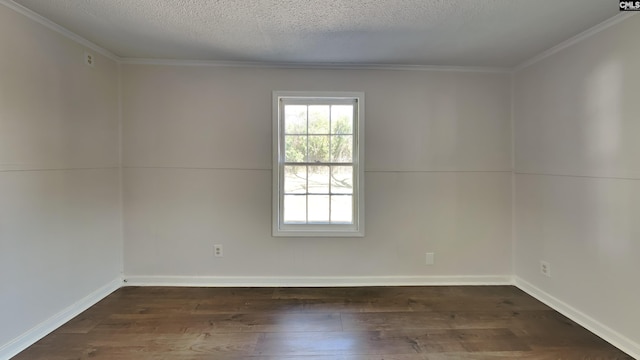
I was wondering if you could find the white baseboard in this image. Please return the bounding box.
[514,276,640,359]
[123,275,513,287]
[0,277,122,360]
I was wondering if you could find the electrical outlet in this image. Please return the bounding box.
[214,244,223,257]
[84,51,95,67]
[540,260,551,277]
[425,252,435,265]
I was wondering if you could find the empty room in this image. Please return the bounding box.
[0,0,638,358]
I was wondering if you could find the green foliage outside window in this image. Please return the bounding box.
[284,105,353,168]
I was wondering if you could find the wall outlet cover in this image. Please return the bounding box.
[540,260,551,277]
[425,252,435,265]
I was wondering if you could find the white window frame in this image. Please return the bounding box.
[272,91,365,237]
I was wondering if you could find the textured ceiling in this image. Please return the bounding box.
[11,0,619,67]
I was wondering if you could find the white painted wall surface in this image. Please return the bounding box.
[514,15,640,351]
[0,4,121,352]
[122,65,513,279]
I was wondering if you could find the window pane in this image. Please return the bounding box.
[331,135,352,162]
[308,166,329,194]
[308,195,329,222]
[309,105,330,134]
[284,195,306,223]
[284,105,307,134]
[308,135,330,162]
[285,135,307,162]
[331,166,353,194]
[331,105,353,134]
[284,166,307,194]
[331,195,353,223]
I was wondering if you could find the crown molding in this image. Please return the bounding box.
[0,0,121,62]
[514,12,638,72]
[119,57,512,73]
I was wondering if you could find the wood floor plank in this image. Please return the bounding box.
[341,309,573,331]
[424,350,633,359]
[246,355,429,360]
[253,331,422,356]
[11,286,633,359]
[411,328,531,353]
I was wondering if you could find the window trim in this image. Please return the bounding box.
[272,91,365,237]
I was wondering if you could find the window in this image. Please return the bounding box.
[272,91,364,237]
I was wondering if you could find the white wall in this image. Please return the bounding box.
[122,65,513,281]
[0,4,121,353]
[514,15,640,351]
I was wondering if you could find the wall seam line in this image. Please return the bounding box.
[515,172,640,181]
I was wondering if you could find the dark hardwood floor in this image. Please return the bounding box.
[13,286,632,359]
